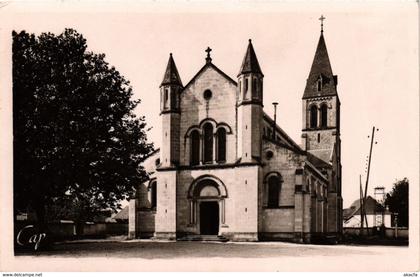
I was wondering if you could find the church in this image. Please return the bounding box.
[128,22,343,243]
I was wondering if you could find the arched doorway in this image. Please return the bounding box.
[188,176,228,236]
[200,201,219,235]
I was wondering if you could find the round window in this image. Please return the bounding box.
[203,89,212,100]
[266,151,274,160]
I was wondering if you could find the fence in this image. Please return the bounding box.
[343,227,408,239]
[15,221,128,241]
[82,222,128,237]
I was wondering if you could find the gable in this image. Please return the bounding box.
[183,63,237,91]
[180,64,237,126]
[262,138,305,166]
[178,63,238,166]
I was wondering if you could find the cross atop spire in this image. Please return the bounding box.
[205,47,212,63]
[319,14,326,33]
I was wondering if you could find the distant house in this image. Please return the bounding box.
[16,211,29,221]
[89,209,114,223]
[15,209,37,222]
[343,196,391,228]
[113,206,129,223]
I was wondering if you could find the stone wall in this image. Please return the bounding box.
[237,104,263,162]
[259,140,307,234]
[174,165,260,241]
[179,66,237,166]
[161,113,180,167]
[261,208,294,232]
[302,96,338,131]
[327,192,339,232]
[301,96,339,164]
[138,210,156,238]
[155,170,177,239]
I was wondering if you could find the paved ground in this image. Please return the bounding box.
[11,239,416,271]
[15,239,405,259]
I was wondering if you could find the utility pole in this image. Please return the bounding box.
[363,126,378,235]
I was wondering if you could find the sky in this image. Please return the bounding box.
[1,1,418,207]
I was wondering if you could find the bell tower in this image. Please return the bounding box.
[301,17,343,234]
[301,19,340,167]
[237,39,264,163]
[160,53,183,167]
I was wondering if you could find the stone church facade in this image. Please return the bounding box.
[128,27,343,243]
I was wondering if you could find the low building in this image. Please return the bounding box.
[343,196,391,228]
[113,206,129,223]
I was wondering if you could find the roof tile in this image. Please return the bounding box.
[238,39,263,76]
[161,53,183,87]
[303,33,337,99]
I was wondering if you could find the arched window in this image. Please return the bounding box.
[164,88,169,108]
[317,79,322,91]
[267,128,272,138]
[170,90,177,110]
[317,76,323,92]
[244,78,249,99]
[267,175,281,208]
[203,123,213,163]
[320,104,328,128]
[190,130,200,166]
[216,128,226,163]
[150,181,157,209]
[252,78,258,99]
[310,105,318,128]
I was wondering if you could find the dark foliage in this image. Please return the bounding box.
[385,178,409,227]
[13,29,153,229]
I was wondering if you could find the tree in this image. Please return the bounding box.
[385,178,409,227]
[13,29,154,233]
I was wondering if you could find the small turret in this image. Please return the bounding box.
[237,39,264,162]
[160,53,183,113]
[237,39,264,106]
[160,53,183,167]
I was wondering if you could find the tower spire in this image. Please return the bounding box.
[237,39,264,163]
[238,39,263,76]
[161,53,183,87]
[302,26,337,99]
